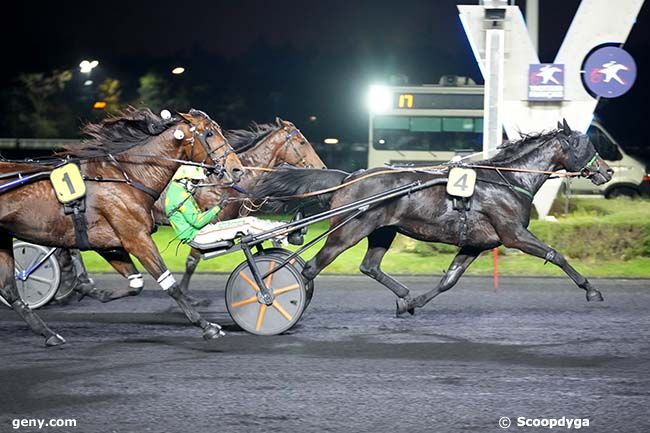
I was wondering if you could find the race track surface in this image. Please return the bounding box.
[1,275,649,433]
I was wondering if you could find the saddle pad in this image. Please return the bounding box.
[50,163,86,203]
[446,167,477,198]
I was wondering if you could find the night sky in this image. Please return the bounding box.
[3,0,649,161]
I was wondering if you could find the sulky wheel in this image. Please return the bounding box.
[2,242,61,309]
[225,254,307,335]
[256,248,314,306]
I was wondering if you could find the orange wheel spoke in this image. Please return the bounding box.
[231,295,258,308]
[256,304,267,331]
[264,261,276,287]
[239,271,259,292]
[273,283,299,296]
[272,300,293,322]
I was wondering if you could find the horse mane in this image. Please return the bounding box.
[60,107,181,158]
[482,129,563,165]
[225,122,278,154]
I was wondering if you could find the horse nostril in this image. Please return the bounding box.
[606,168,614,176]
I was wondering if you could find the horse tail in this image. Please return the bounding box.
[252,167,349,212]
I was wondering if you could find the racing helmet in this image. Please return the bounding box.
[172,165,208,181]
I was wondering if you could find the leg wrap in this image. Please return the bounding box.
[128,273,144,289]
[157,270,176,291]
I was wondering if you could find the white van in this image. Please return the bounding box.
[568,121,647,198]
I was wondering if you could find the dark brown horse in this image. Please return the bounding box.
[166,118,325,296]
[253,121,613,316]
[0,108,243,346]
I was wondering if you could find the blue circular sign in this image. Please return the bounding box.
[583,46,636,98]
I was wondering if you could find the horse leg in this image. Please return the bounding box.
[359,228,414,305]
[178,248,211,307]
[76,249,144,303]
[179,248,201,294]
[398,247,481,316]
[123,234,224,340]
[70,249,95,291]
[500,227,604,302]
[55,249,95,302]
[0,234,64,346]
[302,218,376,282]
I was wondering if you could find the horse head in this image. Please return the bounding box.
[272,118,326,169]
[176,109,244,183]
[556,119,612,186]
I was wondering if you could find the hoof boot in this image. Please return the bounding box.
[202,323,225,340]
[45,334,66,347]
[586,290,604,302]
[396,298,416,317]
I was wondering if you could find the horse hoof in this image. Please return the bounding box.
[586,290,604,302]
[45,334,66,347]
[396,298,415,317]
[202,323,225,340]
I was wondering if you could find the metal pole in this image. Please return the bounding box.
[483,28,505,159]
[526,0,539,53]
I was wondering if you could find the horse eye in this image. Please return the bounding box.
[206,131,214,137]
[300,140,306,145]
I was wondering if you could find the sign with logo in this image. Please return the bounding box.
[583,46,636,98]
[528,64,564,101]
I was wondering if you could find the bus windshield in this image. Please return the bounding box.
[372,116,483,152]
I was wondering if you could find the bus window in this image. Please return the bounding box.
[372,116,482,152]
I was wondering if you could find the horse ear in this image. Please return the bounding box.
[178,112,194,123]
[562,118,571,135]
[557,121,563,130]
[275,117,283,126]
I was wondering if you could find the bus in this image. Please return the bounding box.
[367,80,648,198]
[367,78,484,168]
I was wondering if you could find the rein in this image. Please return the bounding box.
[244,163,584,203]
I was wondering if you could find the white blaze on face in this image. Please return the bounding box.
[157,270,176,291]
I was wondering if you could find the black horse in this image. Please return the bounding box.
[253,120,613,315]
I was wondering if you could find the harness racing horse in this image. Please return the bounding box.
[169,118,325,298]
[0,108,243,346]
[54,118,324,305]
[253,120,613,316]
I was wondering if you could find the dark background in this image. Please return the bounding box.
[1,0,648,164]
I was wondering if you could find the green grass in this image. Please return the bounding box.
[81,197,650,277]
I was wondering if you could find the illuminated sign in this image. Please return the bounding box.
[392,92,482,110]
[398,94,414,108]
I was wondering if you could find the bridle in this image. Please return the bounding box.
[558,134,601,178]
[579,153,602,178]
[268,128,311,168]
[187,125,236,177]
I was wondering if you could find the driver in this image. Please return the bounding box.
[165,165,284,247]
